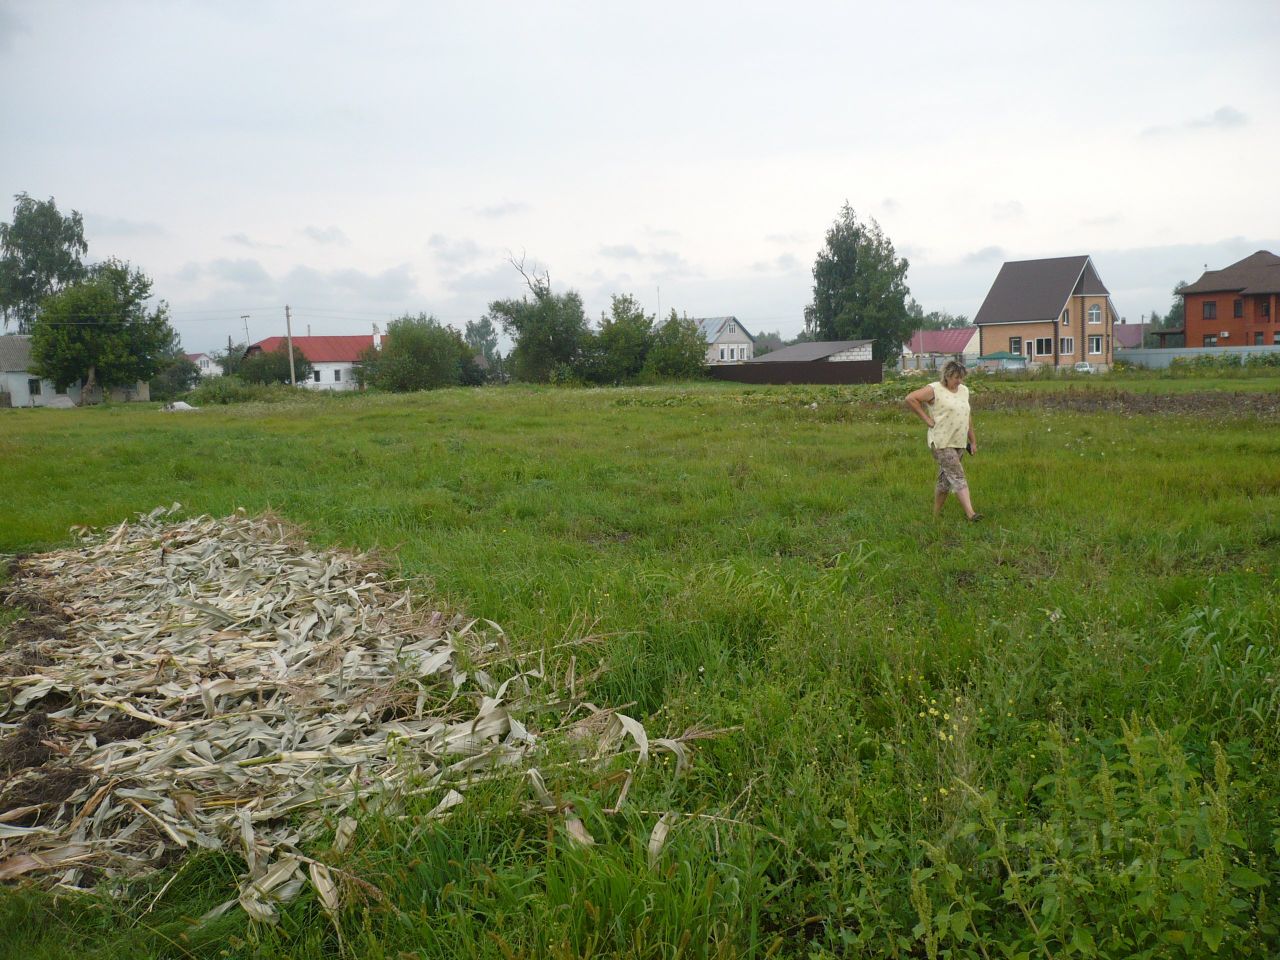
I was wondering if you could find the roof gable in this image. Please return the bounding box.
[694,316,754,344]
[1181,250,1280,296]
[974,255,1101,325]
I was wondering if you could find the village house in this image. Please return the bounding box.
[1179,251,1280,348]
[186,352,220,377]
[697,316,755,364]
[244,332,379,390]
[0,334,150,407]
[974,255,1118,370]
[900,327,980,371]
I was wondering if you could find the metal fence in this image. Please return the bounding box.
[706,360,883,385]
[1115,344,1280,369]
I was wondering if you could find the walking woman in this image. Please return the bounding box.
[904,360,982,521]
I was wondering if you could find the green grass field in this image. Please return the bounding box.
[2,378,1280,958]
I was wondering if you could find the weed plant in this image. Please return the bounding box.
[2,378,1279,958]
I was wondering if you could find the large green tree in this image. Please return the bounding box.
[213,340,248,376]
[150,333,202,402]
[641,310,707,380]
[0,193,89,333]
[583,294,653,384]
[239,344,313,385]
[805,203,911,363]
[463,317,500,367]
[487,261,589,382]
[359,313,480,391]
[30,260,173,398]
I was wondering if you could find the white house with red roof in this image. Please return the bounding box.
[186,352,219,377]
[245,332,379,391]
[900,327,980,371]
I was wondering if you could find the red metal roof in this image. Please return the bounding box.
[1113,324,1150,349]
[247,335,375,363]
[906,327,978,354]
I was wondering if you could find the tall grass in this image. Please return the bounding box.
[2,379,1279,958]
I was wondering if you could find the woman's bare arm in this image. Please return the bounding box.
[904,385,936,427]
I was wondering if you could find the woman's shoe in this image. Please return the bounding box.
[967,513,984,522]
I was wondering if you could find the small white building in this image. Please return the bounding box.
[187,352,220,377]
[697,316,755,364]
[0,335,150,406]
[244,332,379,391]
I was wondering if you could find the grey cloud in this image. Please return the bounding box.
[302,225,348,245]
[444,262,520,297]
[85,214,166,238]
[0,6,26,51]
[881,198,901,213]
[225,233,281,250]
[322,264,417,302]
[600,243,642,259]
[475,200,529,218]
[428,234,484,267]
[992,201,1023,222]
[963,245,1005,264]
[749,253,801,274]
[1142,105,1247,137]
[1189,106,1247,130]
[597,244,697,279]
[209,258,275,291]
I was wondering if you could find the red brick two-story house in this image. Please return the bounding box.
[974,255,1118,369]
[1180,251,1280,348]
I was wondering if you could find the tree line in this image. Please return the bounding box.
[6,193,1194,397]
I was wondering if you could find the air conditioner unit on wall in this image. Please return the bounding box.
[1220,331,1230,338]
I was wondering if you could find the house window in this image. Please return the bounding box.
[1262,301,1272,319]
[1202,301,1217,320]
[1088,305,1101,324]
[1008,336,1022,354]
[1234,299,1244,318]
[1255,333,1265,346]
[28,378,41,396]
[1088,335,1102,354]
[727,322,736,333]
[718,346,726,361]
[1059,337,1074,355]
[1203,335,1218,347]
[313,370,321,382]
[334,369,342,382]
[1061,309,1069,326]
[1035,337,1053,356]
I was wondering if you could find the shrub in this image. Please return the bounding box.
[185,376,305,405]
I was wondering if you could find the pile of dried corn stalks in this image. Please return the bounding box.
[0,505,677,921]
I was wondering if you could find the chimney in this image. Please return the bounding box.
[372,323,382,350]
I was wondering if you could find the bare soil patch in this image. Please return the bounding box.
[975,388,1280,417]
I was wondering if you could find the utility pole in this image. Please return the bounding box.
[241,315,250,344]
[285,305,297,386]
[656,284,661,321]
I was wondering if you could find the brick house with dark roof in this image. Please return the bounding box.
[1180,251,1280,348]
[973,255,1118,369]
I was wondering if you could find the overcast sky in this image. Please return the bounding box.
[2,1,1278,352]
